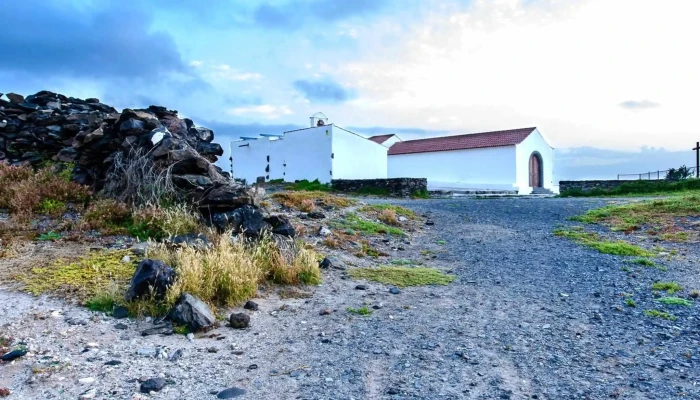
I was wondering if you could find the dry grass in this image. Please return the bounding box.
[299,199,315,212]
[103,147,180,207]
[271,191,355,210]
[378,209,398,226]
[146,232,321,309]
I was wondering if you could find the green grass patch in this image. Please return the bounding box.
[553,229,654,257]
[20,250,137,300]
[657,297,692,306]
[560,179,700,198]
[652,281,683,294]
[349,266,455,287]
[625,298,636,307]
[332,213,404,236]
[659,231,690,242]
[284,179,332,192]
[173,325,191,335]
[38,199,66,216]
[37,231,61,242]
[346,306,372,316]
[627,258,655,267]
[267,178,284,184]
[390,259,419,266]
[644,309,676,320]
[436,240,447,245]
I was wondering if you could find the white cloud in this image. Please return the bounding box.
[212,64,263,81]
[227,105,293,119]
[337,0,700,150]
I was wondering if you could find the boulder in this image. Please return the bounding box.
[200,186,255,212]
[171,174,213,190]
[211,205,269,236]
[55,147,79,162]
[168,293,216,332]
[190,126,214,142]
[6,93,24,104]
[125,259,177,301]
[264,215,295,237]
[119,118,145,133]
[140,378,166,393]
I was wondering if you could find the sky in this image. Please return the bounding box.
[1,0,699,180]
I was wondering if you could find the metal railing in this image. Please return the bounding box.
[617,167,697,180]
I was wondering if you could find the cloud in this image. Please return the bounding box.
[253,0,388,30]
[346,126,452,139]
[227,105,294,119]
[619,100,660,110]
[0,1,188,81]
[293,78,355,103]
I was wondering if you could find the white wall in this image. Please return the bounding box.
[230,126,333,184]
[514,128,555,194]
[381,135,402,148]
[332,126,387,179]
[388,146,517,190]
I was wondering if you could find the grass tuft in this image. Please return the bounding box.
[644,309,676,320]
[625,298,636,307]
[553,228,654,257]
[271,191,354,210]
[651,281,683,294]
[349,266,455,287]
[346,306,372,316]
[657,297,692,306]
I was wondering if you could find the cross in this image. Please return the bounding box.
[695,141,700,178]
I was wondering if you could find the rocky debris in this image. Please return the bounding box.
[307,211,326,219]
[170,233,211,250]
[211,205,294,238]
[229,313,250,329]
[125,259,176,301]
[168,293,216,332]
[141,321,174,337]
[1,348,27,362]
[318,226,332,237]
[264,215,295,237]
[244,301,259,311]
[79,388,97,399]
[169,348,184,362]
[319,255,346,270]
[0,90,256,214]
[217,387,247,398]
[140,378,166,393]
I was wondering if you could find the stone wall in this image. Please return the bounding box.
[559,180,629,193]
[331,178,427,197]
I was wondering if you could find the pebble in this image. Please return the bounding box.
[186,333,195,342]
[137,347,157,357]
[244,301,259,311]
[355,285,368,290]
[104,360,122,366]
[78,377,95,384]
[112,306,129,319]
[229,313,250,329]
[389,287,401,295]
[79,388,97,399]
[114,323,128,330]
[319,308,333,316]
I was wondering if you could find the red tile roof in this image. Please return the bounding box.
[368,134,395,144]
[387,127,536,156]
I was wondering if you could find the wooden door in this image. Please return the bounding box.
[529,154,541,187]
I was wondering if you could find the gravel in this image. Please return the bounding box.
[1,197,698,399]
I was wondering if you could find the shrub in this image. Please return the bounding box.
[38,199,67,216]
[0,162,91,220]
[378,209,398,226]
[412,189,430,199]
[347,306,372,316]
[82,199,132,232]
[128,204,202,241]
[299,199,315,213]
[284,179,331,192]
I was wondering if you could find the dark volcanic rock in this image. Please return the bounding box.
[264,215,295,237]
[140,378,166,393]
[212,205,269,236]
[244,301,259,311]
[217,388,247,399]
[141,321,174,336]
[229,313,250,329]
[168,293,216,332]
[1,349,27,362]
[125,259,176,302]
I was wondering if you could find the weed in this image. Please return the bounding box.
[19,250,137,301]
[553,229,654,257]
[82,199,132,233]
[436,240,446,245]
[627,258,655,267]
[349,266,456,287]
[346,306,372,316]
[657,297,692,306]
[272,191,354,210]
[37,231,61,242]
[651,281,683,294]
[355,241,386,258]
[332,213,403,236]
[420,250,436,256]
[644,309,676,320]
[38,199,66,216]
[378,209,399,226]
[360,204,417,219]
[173,325,190,335]
[659,231,690,242]
[620,266,631,273]
[625,298,636,307]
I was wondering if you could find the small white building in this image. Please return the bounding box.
[387,127,555,194]
[230,113,387,184]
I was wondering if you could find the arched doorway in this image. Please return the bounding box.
[529,152,543,188]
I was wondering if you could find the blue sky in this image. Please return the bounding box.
[2,0,698,179]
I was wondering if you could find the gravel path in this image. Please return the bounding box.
[2,197,699,399]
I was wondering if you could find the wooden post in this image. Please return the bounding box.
[694,142,700,178]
